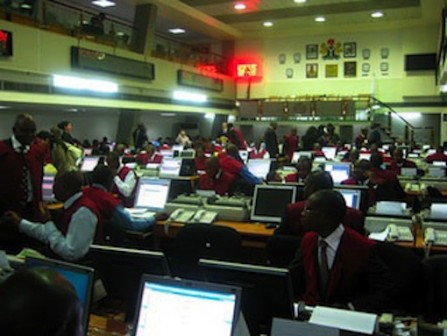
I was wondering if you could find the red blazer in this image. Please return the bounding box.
[0,139,45,221]
[284,134,299,162]
[426,152,447,163]
[197,171,235,196]
[57,193,103,243]
[388,159,416,174]
[111,166,137,207]
[137,152,163,165]
[300,228,376,308]
[249,149,267,159]
[278,201,364,236]
[218,153,243,176]
[83,186,120,219]
[195,156,207,171]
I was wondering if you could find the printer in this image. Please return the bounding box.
[204,195,252,222]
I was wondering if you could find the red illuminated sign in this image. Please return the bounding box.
[0,30,13,56]
[197,64,217,73]
[237,63,258,77]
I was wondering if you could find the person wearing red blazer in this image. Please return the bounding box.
[197,157,235,196]
[106,152,138,208]
[389,147,417,174]
[289,190,392,313]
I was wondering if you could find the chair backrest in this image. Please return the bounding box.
[423,255,447,322]
[266,235,301,268]
[374,242,424,315]
[169,224,242,279]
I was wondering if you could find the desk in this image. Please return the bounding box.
[88,314,127,335]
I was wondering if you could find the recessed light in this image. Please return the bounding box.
[161,113,177,117]
[20,3,32,9]
[294,0,307,3]
[0,106,10,109]
[263,21,273,27]
[371,11,384,18]
[168,28,186,34]
[315,16,326,22]
[92,0,116,8]
[234,3,246,10]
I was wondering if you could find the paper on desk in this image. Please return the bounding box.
[309,306,377,335]
[368,226,390,241]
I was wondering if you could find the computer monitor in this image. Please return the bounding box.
[247,159,272,179]
[80,156,100,172]
[324,162,351,184]
[89,245,171,321]
[291,151,313,164]
[172,144,184,152]
[133,275,241,336]
[25,257,94,333]
[133,178,171,211]
[427,166,445,178]
[251,185,296,223]
[429,203,447,221]
[179,149,196,159]
[159,149,174,159]
[42,174,55,201]
[334,184,369,215]
[199,259,294,336]
[239,150,249,163]
[400,167,418,177]
[359,152,371,161]
[322,147,337,161]
[433,161,447,167]
[426,149,436,156]
[159,158,182,177]
[334,188,361,210]
[83,148,93,156]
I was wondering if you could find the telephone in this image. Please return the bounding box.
[169,208,196,223]
[191,209,218,224]
[387,224,413,242]
[424,228,447,246]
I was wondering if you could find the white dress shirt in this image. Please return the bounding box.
[318,224,345,270]
[113,165,137,197]
[19,192,98,261]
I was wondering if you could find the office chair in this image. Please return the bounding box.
[423,255,447,322]
[168,224,242,280]
[266,235,301,268]
[374,242,424,315]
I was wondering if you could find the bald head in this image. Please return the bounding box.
[54,171,84,202]
[13,113,36,147]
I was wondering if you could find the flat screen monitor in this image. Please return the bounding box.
[426,149,436,156]
[80,156,100,172]
[433,161,447,167]
[180,149,196,159]
[334,188,361,210]
[251,185,296,223]
[199,259,294,336]
[408,153,419,158]
[159,150,174,159]
[322,147,337,161]
[359,153,371,161]
[430,203,447,221]
[159,158,182,177]
[291,151,313,164]
[247,159,272,179]
[83,148,92,156]
[172,144,184,152]
[324,162,351,184]
[133,275,241,336]
[239,150,249,163]
[334,184,369,215]
[89,245,171,321]
[42,174,55,201]
[400,167,417,177]
[427,166,445,178]
[133,178,171,211]
[25,257,94,333]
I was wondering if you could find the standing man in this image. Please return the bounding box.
[283,128,299,162]
[132,123,148,150]
[264,122,279,158]
[368,123,382,148]
[0,113,46,221]
[227,123,247,150]
[106,151,138,207]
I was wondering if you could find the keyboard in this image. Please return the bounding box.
[126,209,156,219]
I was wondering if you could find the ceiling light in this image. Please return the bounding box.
[161,113,176,117]
[20,3,32,9]
[204,113,215,120]
[0,105,10,109]
[53,75,118,93]
[371,11,384,18]
[315,16,326,22]
[169,28,186,34]
[263,21,273,27]
[92,0,116,8]
[234,3,246,10]
[441,85,447,93]
[294,0,307,3]
[173,91,207,103]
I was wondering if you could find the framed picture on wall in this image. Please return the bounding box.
[344,61,357,77]
[343,42,356,58]
[306,44,318,59]
[325,64,338,78]
[306,63,318,78]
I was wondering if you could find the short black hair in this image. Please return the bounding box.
[309,189,347,224]
[303,170,333,199]
[92,164,115,190]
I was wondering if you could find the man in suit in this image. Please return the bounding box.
[264,122,279,158]
[289,189,392,313]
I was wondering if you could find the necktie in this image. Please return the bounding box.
[319,240,330,296]
[19,146,31,204]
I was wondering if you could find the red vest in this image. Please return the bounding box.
[249,149,267,159]
[0,140,45,221]
[111,166,137,207]
[218,153,243,176]
[57,194,103,243]
[83,186,120,219]
[198,171,235,196]
[300,228,375,306]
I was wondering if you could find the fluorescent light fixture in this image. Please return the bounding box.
[168,28,186,34]
[315,16,326,22]
[161,113,176,117]
[441,85,447,93]
[372,104,382,110]
[0,105,10,109]
[371,11,384,18]
[294,0,307,3]
[263,21,273,27]
[234,3,246,10]
[53,75,118,93]
[398,112,421,120]
[20,3,32,9]
[204,113,215,120]
[92,0,116,8]
[173,91,207,103]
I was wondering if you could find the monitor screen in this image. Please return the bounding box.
[172,145,184,152]
[159,150,174,159]
[90,245,171,321]
[251,185,296,223]
[133,275,241,336]
[359,153,371,161]
[430,203,447,221]
[322,147,337,161]
[400,167,417,177]
[247,159,271,179]
[428,166,445,178]
[426,149,436,156]
[42,174,55,201]
[433,161,447,167]
[25,257,94,333]
[324,163,351,184]
[291,151,313,164]
[199,259,294,336]
[180,149,196,159]
[83,148,93,156]
[159,158,182,177]
[334,188,361,210]
[134,178,171,210]
[80,156,100,172]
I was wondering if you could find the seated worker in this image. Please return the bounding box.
[219,145,262,185]
[84,165,156,232]
[197,157,236,196]
[249,139,269,160]
[0,268,83,336]
[284,156,312,183]
[194,144,208,171]
[369,153,405,202]
[426,146,447,164]
[289,189,392,313]
[389,147,417,174]
[276,171,364,236]
[136,144,162,165]
[1,171,102,261]
[106,151,138,207]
